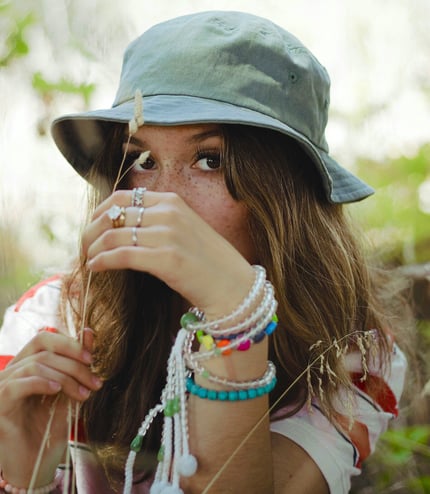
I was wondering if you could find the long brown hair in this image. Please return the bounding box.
[62,123,400,480]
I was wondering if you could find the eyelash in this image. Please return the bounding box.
[195,148,222,169]
[122,148,222,170]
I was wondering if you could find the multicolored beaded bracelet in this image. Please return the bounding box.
[186,374,277,401]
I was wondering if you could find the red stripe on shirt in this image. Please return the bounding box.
[352,372,399,417]
[0,355,14,370]
[335,413,371,468]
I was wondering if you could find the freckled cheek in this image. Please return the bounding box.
[195,196,255,262]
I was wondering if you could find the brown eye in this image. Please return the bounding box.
[195,152,221,170]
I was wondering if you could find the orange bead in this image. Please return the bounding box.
[216,339,232,355]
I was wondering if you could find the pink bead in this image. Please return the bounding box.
[237,339,251,351]
[5,484,13,493]
[0,479,6,488]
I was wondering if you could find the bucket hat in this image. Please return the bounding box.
[51,10,374,203]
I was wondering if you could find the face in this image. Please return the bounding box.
[122,124,256,263]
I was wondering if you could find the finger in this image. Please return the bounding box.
[86,222,176,260]
[92,190,173,221]
[9,355,102,401]
[0,375,63,402]
[81,327,95,352]
[11,332,93,367]
[82,206,147,256]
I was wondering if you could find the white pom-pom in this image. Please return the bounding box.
[149,480,169,494]
[161,486,184,494]
[177,454,198,477]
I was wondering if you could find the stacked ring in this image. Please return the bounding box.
[136,207,144,227]
[132,226,138,246]
[132,187,146,207]
[108,205,126,228]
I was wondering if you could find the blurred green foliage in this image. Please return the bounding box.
[351,144,430,264]
[32,71,95,107]
[0,9,35,66]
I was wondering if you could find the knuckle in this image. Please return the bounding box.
[100,230,117,250]
[111,190,129,204]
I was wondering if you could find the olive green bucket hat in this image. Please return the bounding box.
[51,10,374,203]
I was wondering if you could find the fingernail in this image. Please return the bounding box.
[82,351,93,364]
[79,386,91,398]
[49,381,61,391]
[92,376,103,389]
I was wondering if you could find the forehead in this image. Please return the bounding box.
[125,123,223,143]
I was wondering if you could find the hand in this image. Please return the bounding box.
[0,328,102,486]
[82,190,255,319]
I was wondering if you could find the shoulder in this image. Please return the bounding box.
[0,275,65,357]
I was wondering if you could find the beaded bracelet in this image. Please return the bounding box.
[186,374,277,401]
[188,298,278,362]
[191,360,276,389]
[180,265,267,334]
[0,471,58,494]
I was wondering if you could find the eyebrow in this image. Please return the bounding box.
[187,129,223,143]
[122,128,222,148]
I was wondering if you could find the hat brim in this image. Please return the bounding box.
[51,95,373,203]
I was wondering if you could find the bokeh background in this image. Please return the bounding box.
[1,0,429,492]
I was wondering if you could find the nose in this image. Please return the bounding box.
[150,167,190,198]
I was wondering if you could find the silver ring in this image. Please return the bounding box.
[136,207,144,227]
[132,187,146,207]
[132,227,138,246]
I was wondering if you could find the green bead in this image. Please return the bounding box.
[164,400,174,417]
[196,330,205,342]
[201,369,210,379]
[172,396,180,413]
[272,313,279,323]
[214,347,222,356]
[157,445,165,461]
[180,312,199,329]
[130,434,143,452]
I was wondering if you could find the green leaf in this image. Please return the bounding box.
[32,71,96,107]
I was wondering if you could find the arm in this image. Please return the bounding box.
[272,433,329,494]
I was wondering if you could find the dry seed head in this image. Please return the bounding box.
[134,150,150,166]
[325,360,338,386]
[128,89,145,135]
[319,355,325,374]
[309,340,323,352]
[317,376,324,402]
[306,367,314,412]
[333,338,342,358]
[128,119,138,136]
[356,335,369,382]
[134,89,144,126]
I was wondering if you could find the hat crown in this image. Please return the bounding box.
[113,11,330,151]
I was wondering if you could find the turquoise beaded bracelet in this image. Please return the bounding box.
[186,375,277,401]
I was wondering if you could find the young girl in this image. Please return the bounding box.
[0,11,407,494]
